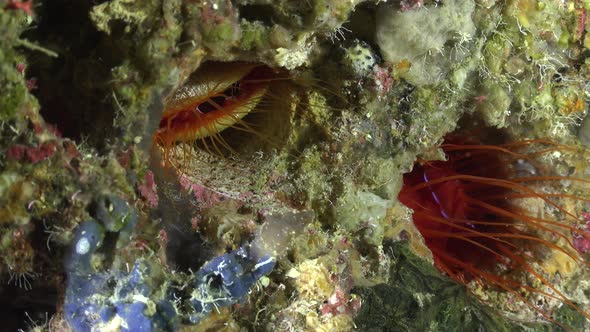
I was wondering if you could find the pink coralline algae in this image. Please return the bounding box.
[26,78,38,91]
[138,171,159,208]
[372,64,393,98]
[320,286,362,317]
[5,0,33,16]
[7,141,58,163]
[573,212,590,254]
[178,173,225,207]
[16,63,26,74]
[400,0,424,11]
[575,8,587,41]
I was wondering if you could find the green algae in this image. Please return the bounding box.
[239,20,270,51]
[354,241,533,332]
[0,8,33,122]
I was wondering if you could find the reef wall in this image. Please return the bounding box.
[1,0,590,331]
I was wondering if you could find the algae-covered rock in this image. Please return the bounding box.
[2,0,590,330]
[580,114,590,147]
[376,0,476,85]
[354,241,535,332]
[335,189,391,247]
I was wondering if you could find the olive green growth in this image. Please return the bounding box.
[354,241,534,332]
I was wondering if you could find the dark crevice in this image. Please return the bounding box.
[238,5,276,26]
[22,0,125,151]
